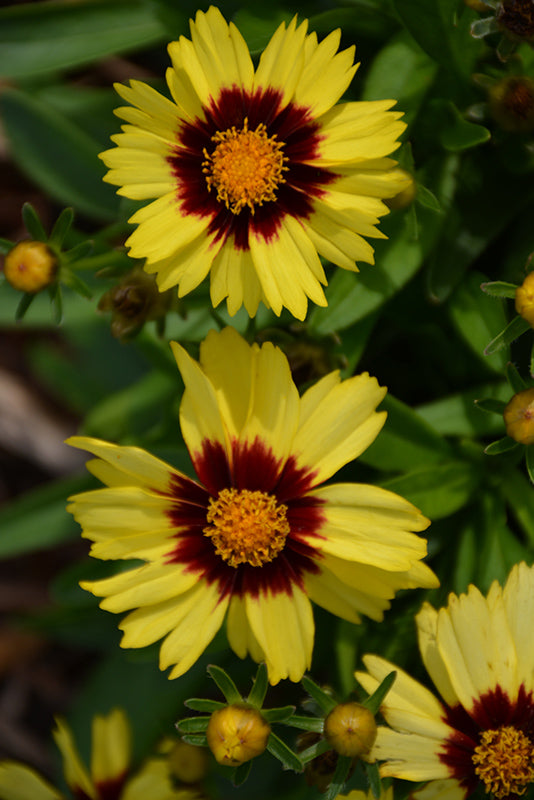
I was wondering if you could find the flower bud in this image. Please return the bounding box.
[206,705,270,766]
[503,388,534,445]
[3,241,58,293]
[489,76,534,132]
[497,0,534,41]
[98,268,171,340]
[323,703,377,758]
[168,740,209,783]
[515,272,534,326]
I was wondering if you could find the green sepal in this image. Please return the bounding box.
[266,732,304,772]
[506,362,529,394]
[21,202,47,241]
[525,446,534,485]
[301,676,338,715]
[61,269,93,299]
[247,662,268,708]
[471,16,500,38]
[361,671,397,715]
[180,734,208,747]
[281,715,324,733]
[232,760,252,786]
[63,240,94,265]
[474,398,507,415]
[480,281,518,299]
[484,436,519,455]
[0,238,14,254]
[207,664,242,704]
[416,183,442,213]
[49,282,63,324]
[15,291,36,321]
[485,316,530,355]
[324,754,352,800]
[184,698,226,713]
[176,716,210,734]
[299,737,331,765]
[261,706,295,724]
[366,762,382,800]
[49,207,74,247]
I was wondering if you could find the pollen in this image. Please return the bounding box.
[202,118,288,214]
[204,487,290,568]
[472,725,534,799]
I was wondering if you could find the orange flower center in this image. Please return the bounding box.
[202,118,288,214]
[204,488,290,567]
[472,725,534,799]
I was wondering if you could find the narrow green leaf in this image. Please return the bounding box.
[63,240,94,264]
[366,762,382,800]
[474,398,507,415]
[381,461,480,519]
[484,315,530,355]
[500,469,534,546]
[525,446,534,485]
[299,738,331,765]
[416,183,442,213]
[15,291,36,321]
[301,676,338,715]
[180,734,208,747]
[324,755,352,800]
[362,672,396,715]
[261,706,295,724]
[49,208,74,247]
[61,270,93,300]
[0,238,14,254]
[232,760,252,786]
[267,732,304,772]
[50,283,63,324]
[480,281,518,299]
[176,716,210,733]
[21,202,47,241]
[506,362,529,393]
[247,663,268,708]
[281,715,324,733]
[184,698,226,713]
[484,436,519,455]
[439,101,491,151]
[207,665,242,704]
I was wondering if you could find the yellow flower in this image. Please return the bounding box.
[0,708,197,800]
[100,6,408,320]
[356,562,534,800]
[3,240,58,293]
[345,787,394,800]
[67,327,437,685]
[515,272,534,326]
[503,388,534,445]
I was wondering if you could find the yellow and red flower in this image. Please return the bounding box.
[356,562,534,800]
[67,327,436,685]
[100,7,407,319]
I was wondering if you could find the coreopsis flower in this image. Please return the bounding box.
[67,327,437,685]
[356,562,534,800]
[0,708,197,800]
[100,6,408,320]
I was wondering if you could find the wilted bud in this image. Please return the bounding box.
[3,241,58,293]
[297,731,340,793]
[497,0,534,40]
[464,0,492,10]
[515,272,534,325]
[206,705,270,766]
[168,740,209,783]
[503,388,534,445]
[98,267,171,340]
[323,703,377,758]
[489,76,534,132]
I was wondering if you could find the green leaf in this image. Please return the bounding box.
[281,715,324,733]
[0,238,13,254]
[61,270,93,300]
[184,698,226,713]
[500,469,534,546]
[506,362,529,393]
[299,738,332,765]
[0,89,119,221]
[324,755,352,800]
[301,676,338,715]
[474,397,507,416]
[49,208,74,248]
[261,706,295,724]
[416,384,509,437]
[0,474,91,559]
[484,315,530,355]
[526,446,534,484]
[15,291,36,321]
[207,665,242,704]
[381,461,481,519]
[267,732,304,773]
[484,436,519,455]
[362,672,396,715]
[481,281,518,299]
[176,716,210,733]
[366,762,382,800]
[438,101,491,151]
[180,734,208,747]
[247,663,268,709]
[416,183,442,213]
[232,760,252,786]
[21,202,47,241]
[0,0,166,79]
[448,271,509,372]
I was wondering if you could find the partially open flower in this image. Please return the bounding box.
[515,271,534,324]
[206,705,270,766]
[489,76,534,132]
[503,387,534,444]
[323,702,377,758]
[3,240,58,293]
[497,0,534,40]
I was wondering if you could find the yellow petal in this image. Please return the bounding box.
[503,562,534,693]
[90,709,130,786]
[254,17,308,106]
[84,563,198,613]
[416,602,460,708]
[295,29,357,117]
[374,728,451,781]
[53,719,95,799]
[209,242,264,317]
[0,764,62,800]
[226,595,265,663]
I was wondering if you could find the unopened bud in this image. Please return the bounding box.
[168,740,209,783]
[4,241,58,293]
[497,0,534,41]
[206,705,270,766]
[515,272,534,326]
[489,76,534,132]
[324,703,377,758]
[503,388,534,445]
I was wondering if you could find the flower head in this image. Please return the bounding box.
[356,562,534,800]
[206,705,271,766]
[3,240,58,293]
[100,7,408,320]
[67,327,436,685]
[324,702,377,757]
[0,708,197,800]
